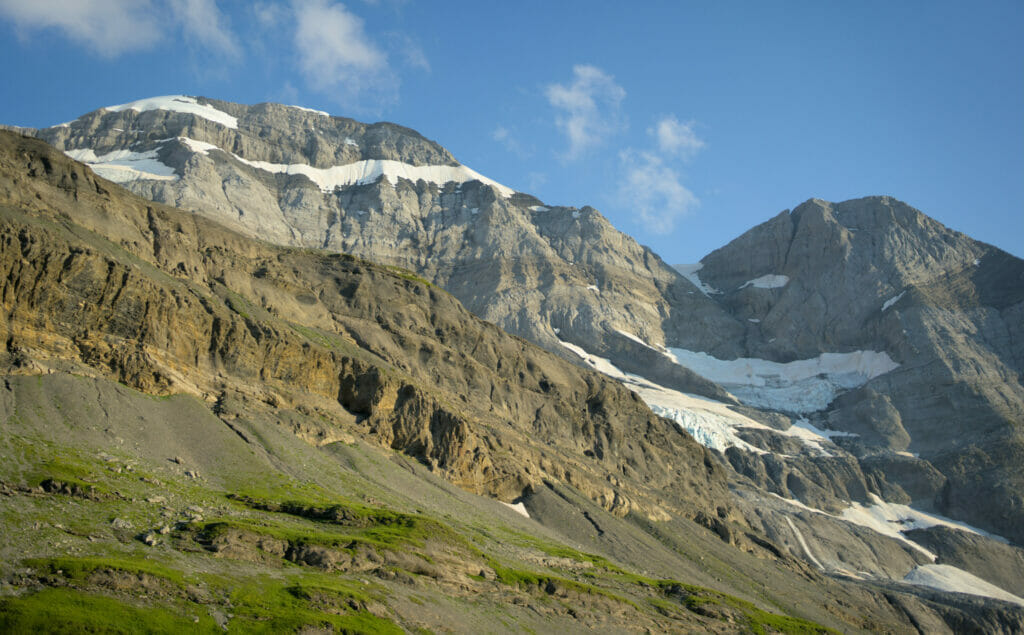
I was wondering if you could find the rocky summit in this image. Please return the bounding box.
[0,96,1022,632]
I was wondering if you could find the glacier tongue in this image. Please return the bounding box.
[665,348,899,414]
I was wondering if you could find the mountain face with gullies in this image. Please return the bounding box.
[1,96,1023,630]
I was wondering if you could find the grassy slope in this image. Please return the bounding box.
[0,373,835,633]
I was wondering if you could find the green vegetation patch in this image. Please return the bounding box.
[485,557,635,608]
[0,587,216,634]
[226,575,401,634]
[229,494,459,550]
[384,265,433,287]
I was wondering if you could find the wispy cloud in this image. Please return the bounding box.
[292,0,395,108]
[0,0,241,59]
[617,149,698,233]
[493,125,529,157]
[651,115,705,160]
[170,0,240,58]
[387,32,429,72]
[546,65,626,160]
[0,0,162,58]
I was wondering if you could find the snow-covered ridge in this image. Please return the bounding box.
[176,135,513,197]
[233,155,515,198]
[739,274,789,289]
[288,104,330,117]
[64,147,177,184]
[102,96,238,129]
[70,135,516,198]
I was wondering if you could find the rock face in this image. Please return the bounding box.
[0,129,734,530]
[27,96,742,401]
[695,197,1024,544]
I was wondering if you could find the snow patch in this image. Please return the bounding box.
[665,348,899,414]
[615,329,655,349]
[64,147,177,183]
[748,318,761,323]
[232,156,516,198]
[500,500,530,519]
[672,263,719,296]
[344,137,358,147]
[783,419,857,457]
[103,95,237,129]
[839,494,1008,559]
[586,285,599,293]
[904,564,1024,607]
[786,517,824,570]
[529,205,550,212]
[289,104,330,116]
[881,291,905,312]
[572,210,581,219]
[179,137,220,155]
[739,274,789,290]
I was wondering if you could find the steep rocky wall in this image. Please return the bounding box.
[0,130,735,531]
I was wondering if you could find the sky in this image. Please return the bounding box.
[0,1,1021,262]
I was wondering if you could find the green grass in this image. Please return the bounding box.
[226,575,402,634]
[485,557,637,608]
[0,588,218,634]
[228,494,463,551]
[384,265,433,287]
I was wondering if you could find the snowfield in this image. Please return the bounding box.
[64,147,177,183]
[665,348,899,414]
[558,339,849,456]
[904,565,1024,607]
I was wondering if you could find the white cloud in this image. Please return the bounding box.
[546,64,626,160]
[651,115,705,159]
[292,0,394,106]
[0,0,162,57]
[0,0,242,59]
[617,150,698,233]
[170,0,240,57]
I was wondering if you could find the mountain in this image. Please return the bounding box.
[4,95,1024,629]
[25,95,741,402]
[2,128,1001,633]
[692,197,1024,544]
[24,96,1022,546]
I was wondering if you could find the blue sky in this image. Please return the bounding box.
[1,1,1021,262]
